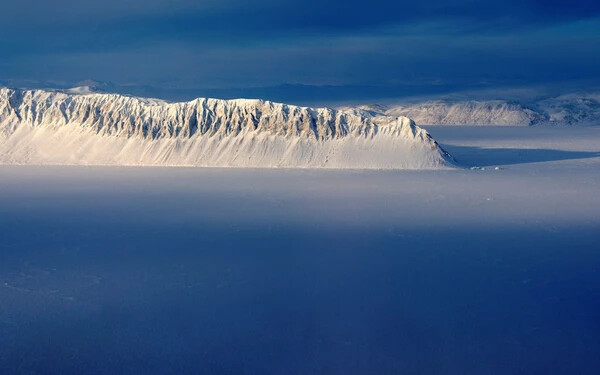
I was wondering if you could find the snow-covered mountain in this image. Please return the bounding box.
[535,94,600,126]
[0,88,453,169]
[385,101,546,126]
[343,95,600,126]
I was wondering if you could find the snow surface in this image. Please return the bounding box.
[423,125,600,168]
[1,126,599,374]
[0,88,451,169]
[342,95,600,126]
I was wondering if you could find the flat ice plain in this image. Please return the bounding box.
[1,126,599,374]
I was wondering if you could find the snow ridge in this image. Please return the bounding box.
[0,88,453,169]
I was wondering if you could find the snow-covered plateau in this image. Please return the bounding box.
[0,88,452,169]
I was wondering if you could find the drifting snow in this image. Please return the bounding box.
[0,88,452,169]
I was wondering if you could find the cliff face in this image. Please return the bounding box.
[0,88,453,169]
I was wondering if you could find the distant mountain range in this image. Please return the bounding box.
[341,94,600,126]
[3,79,598,126]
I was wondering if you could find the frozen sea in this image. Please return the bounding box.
[1,126,599,374]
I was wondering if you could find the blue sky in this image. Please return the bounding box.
[1,0,599,103]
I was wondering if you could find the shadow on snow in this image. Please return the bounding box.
[441,144,600,167]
